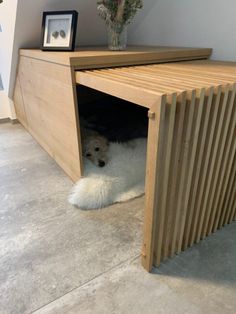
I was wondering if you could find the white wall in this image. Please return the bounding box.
[128,0,236,61]
[0,0,18,119]
[0,0,18,95]
[0,91,16,119]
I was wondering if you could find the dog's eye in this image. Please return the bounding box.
[86,153,91,157]
[95,147,100,151]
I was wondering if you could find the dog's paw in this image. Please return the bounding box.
[114,183,145,203]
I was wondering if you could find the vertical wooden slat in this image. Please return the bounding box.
[162,93,187,259]
[227,160,236,224]
[218,153,236,227]
[142,96,166,271]
[182,87,214,249]
[222,155,236,225]
[226,172,236,224]
[228,157,236,223]
[230,175,236,222]
[154,94,177,265]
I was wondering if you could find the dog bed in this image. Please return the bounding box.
[68,138,147,209]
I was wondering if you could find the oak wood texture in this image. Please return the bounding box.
[14,56,82,182]
[20,46,212,69]
[14,76,28,129]
[76,60,236,270]
[14,46,212,183]
[14,46,236,272]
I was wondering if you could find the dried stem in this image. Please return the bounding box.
[116,0,126,23]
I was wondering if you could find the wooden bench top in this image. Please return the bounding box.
[20,46,212,69]
[76,60,236,108]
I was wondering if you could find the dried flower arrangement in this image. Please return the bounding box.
[97,0,143,50]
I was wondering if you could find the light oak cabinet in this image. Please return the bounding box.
[14,47,236,271]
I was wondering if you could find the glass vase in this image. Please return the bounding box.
[107,24,127,51]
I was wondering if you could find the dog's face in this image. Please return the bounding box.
[82,135,109,167]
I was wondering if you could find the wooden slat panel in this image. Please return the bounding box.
[144,65,236,85]
[188,87,223,246]
[102,67,228,89]
[157,60,236,75]
[229,172,236,223]
[222,154,236,225]
[182,87,214,250]
[213,150,236,230]
[201,86,236,238]
[218,153,236,227]
[226,172,236,224]
[99,68,196,91]
[77,61,236,98]
[227,157,236,223]
[207,85,236,234]
[195,86,230,243]
[76,71,161,108]
[77,60,236,269]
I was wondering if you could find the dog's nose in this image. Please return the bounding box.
[98,160,105,167]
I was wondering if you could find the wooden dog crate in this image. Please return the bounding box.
[14,47,236,271]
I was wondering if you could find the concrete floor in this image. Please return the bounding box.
[0,122,236,314]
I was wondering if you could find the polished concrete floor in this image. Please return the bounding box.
[0,122,236,314]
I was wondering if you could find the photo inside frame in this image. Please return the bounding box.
[44,14,72,47]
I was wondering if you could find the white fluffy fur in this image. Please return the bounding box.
[68,138,147,209]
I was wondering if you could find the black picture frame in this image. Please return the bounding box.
[41,10,78,51]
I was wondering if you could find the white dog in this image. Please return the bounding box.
[80,127,109,167]
[68,138,147,209]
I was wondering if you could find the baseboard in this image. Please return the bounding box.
[0,91,17,120]
[11,118,19,124]
[0,117,19,124]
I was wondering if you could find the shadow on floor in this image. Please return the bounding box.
[153,222,236,287]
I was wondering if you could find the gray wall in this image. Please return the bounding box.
[9,0,107,97]
[4,0,236,100]
[128,0,236,61]
[14,0,106,49]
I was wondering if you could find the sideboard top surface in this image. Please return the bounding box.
[20,46,212,69]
